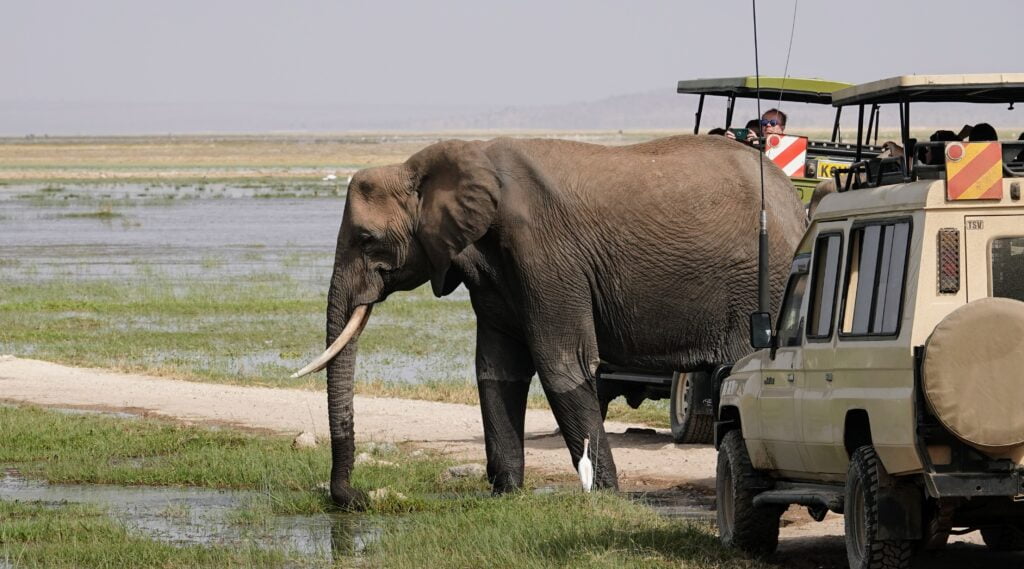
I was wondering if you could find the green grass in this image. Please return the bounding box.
[0,274,669,427]
[367,492,764,569]
[0,501,310,569]
[0,404,494,515]
[1,405,331,497]
[0,404,754,569]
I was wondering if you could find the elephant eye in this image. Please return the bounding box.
[357,231,374,246]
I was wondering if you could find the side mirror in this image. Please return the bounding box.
[749,312,773,349]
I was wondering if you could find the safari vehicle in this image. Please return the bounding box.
[714,74,1024,569]
[677,75,891,202]
[598,77,881,446]
[613,77,872,446]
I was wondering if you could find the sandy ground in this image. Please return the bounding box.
[0,356,713,487]
[0,356,1002,567]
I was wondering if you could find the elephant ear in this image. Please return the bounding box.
[408,140,500,297]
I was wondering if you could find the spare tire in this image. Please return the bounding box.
[923,297,1024,452]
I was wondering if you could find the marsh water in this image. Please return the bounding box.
[0,471,380,560]
[0,183,341,285]
[0,182,474,382]
[0,469,712,558]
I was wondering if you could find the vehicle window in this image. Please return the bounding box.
[840,221,910,336]
[776,268,809,348]
[807,234,842,339]
[992,237,1024,302]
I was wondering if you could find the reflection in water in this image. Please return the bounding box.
[0,473,380,560]
[628,488,716,522]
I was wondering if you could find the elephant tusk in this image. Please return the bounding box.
[290,304,371,378]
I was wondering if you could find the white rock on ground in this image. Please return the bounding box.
[443,463,487,481]
[292,431,318,449]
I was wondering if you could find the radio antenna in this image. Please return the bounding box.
[752,0,769,314]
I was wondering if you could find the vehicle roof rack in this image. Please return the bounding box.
[676,76,852,105]
[832,73,1024,106]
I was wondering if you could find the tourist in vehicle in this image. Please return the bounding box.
[968,122,998,141]
[724,119,763,143]
[707,127,727,136]
[758,108,786,135]
[921,130,959,165]
[726,110,785,143]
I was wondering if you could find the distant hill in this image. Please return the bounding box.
[2,89,1022,136]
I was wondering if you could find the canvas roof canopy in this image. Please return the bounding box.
[832,74,1024,106]
[676,76,852,105]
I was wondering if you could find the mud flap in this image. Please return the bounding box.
[876,484,922,540]
[689,370,714,416]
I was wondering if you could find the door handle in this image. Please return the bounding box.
[825,372,833,382]
[786,373,795,383]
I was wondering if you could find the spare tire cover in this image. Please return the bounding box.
[923,297,1024,452]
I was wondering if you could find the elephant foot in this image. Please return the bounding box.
[594,474,619,492]
[489,469,524,496]
[330,481,368,511]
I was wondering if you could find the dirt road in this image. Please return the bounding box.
[0,356,714,487]
[0,356,998,567]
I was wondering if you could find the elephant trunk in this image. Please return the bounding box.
[324,276,372,509]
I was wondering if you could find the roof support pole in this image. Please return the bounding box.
[865,104,879,146]
[831,107,842,142]
[725,94,736,129]
[694,94,705,135]
[855,104,865,164]
[901,100,912,178]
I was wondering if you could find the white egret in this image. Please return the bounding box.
[322,173,337,181]
[577,437,593,493]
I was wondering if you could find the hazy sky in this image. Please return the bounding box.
[5,0,1020,108]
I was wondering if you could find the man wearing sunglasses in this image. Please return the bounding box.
[759,108,787,135]
[725,108,787,143]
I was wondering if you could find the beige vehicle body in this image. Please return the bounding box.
[713,75,1024,567]
[720,176,1024,480]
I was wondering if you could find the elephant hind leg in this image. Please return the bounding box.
[476,323,535,495]
[541,371,619,491]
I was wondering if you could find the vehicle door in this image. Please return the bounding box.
[821,219,913,476]
[797,228,847,475]
[757,252,811,474]
[964,215,1024,303]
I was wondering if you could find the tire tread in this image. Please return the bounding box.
[846,446,914,569]
[717,430,782,557]
[670,373,713,444]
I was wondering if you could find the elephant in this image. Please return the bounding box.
[293,134,808,508]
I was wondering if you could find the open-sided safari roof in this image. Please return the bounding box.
[831,73,1024,106]
[676,76,852,104]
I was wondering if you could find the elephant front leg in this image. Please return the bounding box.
[476,324,535,494]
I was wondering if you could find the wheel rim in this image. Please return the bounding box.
[675,374,690,423]
[849,478,867,559]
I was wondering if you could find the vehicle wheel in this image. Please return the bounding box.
[670,371,713,444]
[981,525,1024,551]
[716,430,782,557]
[845,446,914,569]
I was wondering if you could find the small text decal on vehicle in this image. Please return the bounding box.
[967,220,984,230]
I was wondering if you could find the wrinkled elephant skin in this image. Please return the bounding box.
[315,135,807,507]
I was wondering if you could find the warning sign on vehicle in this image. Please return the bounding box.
[945,142,1003,200]
[765,135,808,178]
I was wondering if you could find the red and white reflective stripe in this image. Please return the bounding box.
[765,135,808,177]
